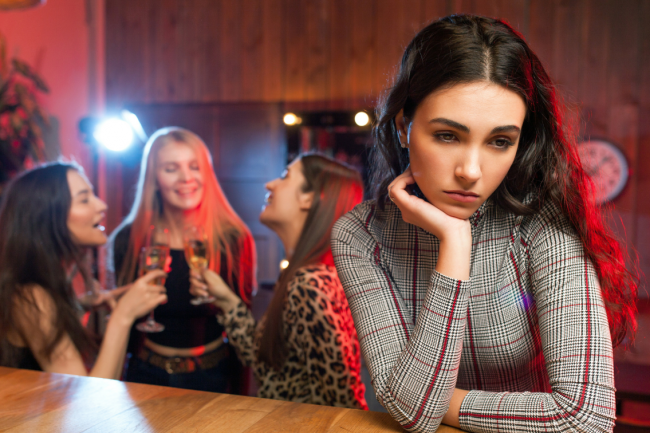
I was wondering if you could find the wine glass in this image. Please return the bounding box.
[184,226,215,305]
[136,225,170,333]
[76,252,101,307]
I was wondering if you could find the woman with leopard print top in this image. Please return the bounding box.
[191,154,368,409]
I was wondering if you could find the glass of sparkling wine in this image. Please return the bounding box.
[184,225,215,305]
[136,225,169,333]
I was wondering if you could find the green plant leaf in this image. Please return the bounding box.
[0,35,49,181]
[11,59,49,93]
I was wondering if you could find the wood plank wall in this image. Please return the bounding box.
[105,0,650,292]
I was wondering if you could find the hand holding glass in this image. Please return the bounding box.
[136,225,170,333]
[185,226,215,305]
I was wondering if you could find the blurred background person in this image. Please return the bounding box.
[0,162,166,377]
[109,127,256,393]
[191,154,367,408]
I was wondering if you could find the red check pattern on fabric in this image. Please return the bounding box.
[331,199,615,433]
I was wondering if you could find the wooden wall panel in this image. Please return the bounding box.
[449,0,528,36]
[105,0,650,291]
[528,0,555,68]
[328,0,352,102]
[372,0,423,97]
[605,0,641,255]
[261,0,284,101]
[579,0,610,135]
[349,0,376,100]
[638,0,650,257]
[105,0,649,107]
[551,0,582,101]
[304,0,330,100]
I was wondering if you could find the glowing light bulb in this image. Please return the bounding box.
[279,259,289,270]
[93,118,134,152]
[283,113,298,125]
[355,111,370,127]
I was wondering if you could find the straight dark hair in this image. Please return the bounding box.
[371,14,637,347]
[0,162,95,367]
[258,154,364,370]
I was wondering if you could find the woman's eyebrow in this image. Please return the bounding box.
[429,118,470,133]
[429,118,521,135]
[75,189,90,198]
[490,125,521,134]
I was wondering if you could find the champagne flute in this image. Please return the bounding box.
[76,252,101,307]
[136,225,169,333]
[184,226,215,305]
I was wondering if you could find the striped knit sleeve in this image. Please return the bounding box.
[458,210,616,433]
[332,211,471,433]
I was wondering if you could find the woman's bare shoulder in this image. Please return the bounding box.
[12,284,58,334]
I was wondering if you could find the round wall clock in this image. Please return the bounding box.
[577,139,629,203]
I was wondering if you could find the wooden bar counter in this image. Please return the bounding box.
[0,367,461,432]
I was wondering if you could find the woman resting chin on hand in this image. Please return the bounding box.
[331,15,636,433]
[389,166,473,282]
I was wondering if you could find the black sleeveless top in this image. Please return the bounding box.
[11,345,42,371]
[112,225,241,348]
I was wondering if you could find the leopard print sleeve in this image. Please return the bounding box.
[285,266,368,410]
[218,301,258,368]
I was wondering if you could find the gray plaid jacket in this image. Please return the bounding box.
[331,198,615,433]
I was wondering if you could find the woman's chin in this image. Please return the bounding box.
[81,235,108,248]
[71,230,107,248]
[433,201,481,221]
[259,213,283,235]
[172,202,201,212]
[258,214,275,230]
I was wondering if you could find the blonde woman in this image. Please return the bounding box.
[108,127,256,393]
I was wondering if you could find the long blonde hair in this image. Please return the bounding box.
[110,127,257,304]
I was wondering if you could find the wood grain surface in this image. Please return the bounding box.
[0,367,461,433]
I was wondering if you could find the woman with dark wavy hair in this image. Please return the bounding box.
[0,162,166,377]
[190,154,367,408]
[331,15,637,433]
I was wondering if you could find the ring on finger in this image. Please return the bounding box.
[388,185,395,202]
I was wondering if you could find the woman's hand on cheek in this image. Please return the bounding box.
[389,167,471,243]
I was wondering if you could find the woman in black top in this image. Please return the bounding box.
[0,162,166,377]
[108,127,256,393]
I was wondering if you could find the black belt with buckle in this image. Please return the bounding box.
[137,344,229,374]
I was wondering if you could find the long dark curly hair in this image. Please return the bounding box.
[0,162,96,367]
[371,14,637,347]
